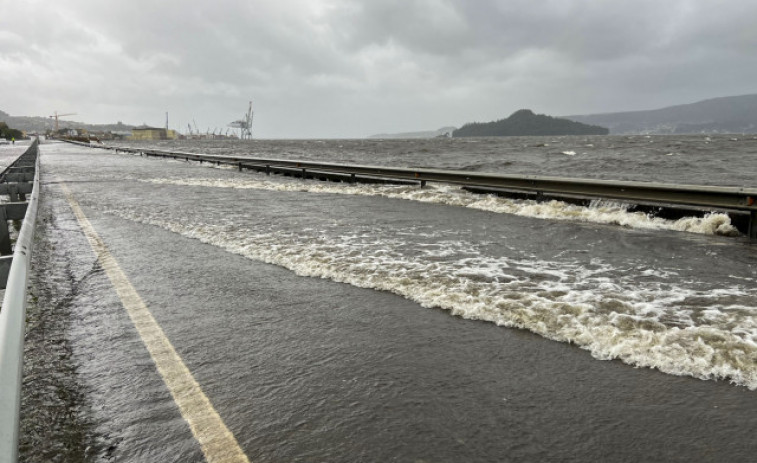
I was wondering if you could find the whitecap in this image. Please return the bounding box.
[142,177,743,238]
[92,202,757,390]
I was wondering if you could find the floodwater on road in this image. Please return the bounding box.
[18,139,757,462]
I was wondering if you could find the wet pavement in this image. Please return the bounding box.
[18,141,757,462]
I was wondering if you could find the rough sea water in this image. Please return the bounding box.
[108,134,757,389]
[121,133,757,186]
[19,136,757,461]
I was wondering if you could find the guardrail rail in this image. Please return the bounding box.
[0,139,41,463]
[65,140,757,239]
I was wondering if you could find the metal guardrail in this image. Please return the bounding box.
[66,140,757,239]
[0,139,40,463]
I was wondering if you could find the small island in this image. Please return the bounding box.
[453,109,609,137]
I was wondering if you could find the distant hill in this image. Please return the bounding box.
[369,126,457,139]
[453,109,609,137]
[564,94,757,134]
[0,109,134,134]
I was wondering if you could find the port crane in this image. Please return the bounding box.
[228,101,253,139]
[49,111,77,131]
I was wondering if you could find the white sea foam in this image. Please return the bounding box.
[142,177,741,236]
[93,204,757,389]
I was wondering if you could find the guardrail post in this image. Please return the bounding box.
[0,256,11,289]
[7,185,18,203]
[749,211,757,241]
[0,208,9,255]
[266,165,270,175]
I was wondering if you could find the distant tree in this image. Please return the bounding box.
[0,121,25,140]
[453,109,609,137]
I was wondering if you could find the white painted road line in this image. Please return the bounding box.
[61,183,250,463]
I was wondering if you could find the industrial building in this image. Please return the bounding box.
[130,126,178,140]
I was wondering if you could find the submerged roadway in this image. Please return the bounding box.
[18,141,757,462]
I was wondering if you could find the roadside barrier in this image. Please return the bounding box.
[65,140,757,239]
[0,139,40,463]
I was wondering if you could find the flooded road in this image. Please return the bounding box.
[20,141,757,462]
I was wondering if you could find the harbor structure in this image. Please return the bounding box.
[228,101,254,139]
[129,125,178,140]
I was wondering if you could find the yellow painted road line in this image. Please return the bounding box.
[61,183,250,463]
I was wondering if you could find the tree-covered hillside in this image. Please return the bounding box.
[0,109,134,134]
[564,94,757,134]
[453,109,609,137]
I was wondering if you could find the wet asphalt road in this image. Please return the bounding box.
[19,141,757,462]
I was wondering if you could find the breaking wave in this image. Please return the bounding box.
[143,177,741,236]
[94,202,757,389]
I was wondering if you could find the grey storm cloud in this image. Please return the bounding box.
[1,0,756,138]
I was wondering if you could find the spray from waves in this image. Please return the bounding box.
[142,177,740,237]
[94,203,757,389]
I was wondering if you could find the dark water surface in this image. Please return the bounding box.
[111,134,757,186]
[19,139,757,462]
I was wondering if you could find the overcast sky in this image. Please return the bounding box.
[1,0,756,138]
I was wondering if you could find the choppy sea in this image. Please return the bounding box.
[105,134,757,390]
[18,136,757,461]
